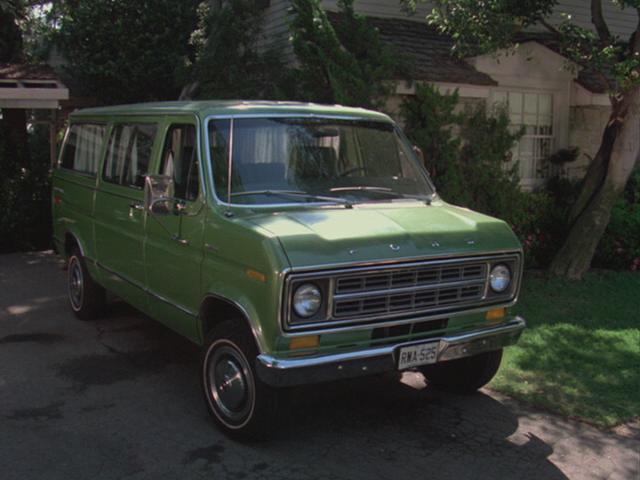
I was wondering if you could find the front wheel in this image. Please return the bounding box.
[419,349,503,394]
[202,320,279,441]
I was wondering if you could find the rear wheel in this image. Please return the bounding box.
[419,349,503,394]
[202,320,279,441]
[67,247,105,320]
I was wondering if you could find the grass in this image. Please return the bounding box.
[490,271,640,428]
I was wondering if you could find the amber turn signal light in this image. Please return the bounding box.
[245,269,267,283]
[290,335,320,350]
[485,308,506,323]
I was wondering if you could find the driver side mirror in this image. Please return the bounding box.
[144,174,175,216]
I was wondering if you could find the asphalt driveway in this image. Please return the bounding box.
[0,251,638,480]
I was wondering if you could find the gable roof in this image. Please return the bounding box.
[327,12,497,86]
[514,33,610,93]
[0,63,69,109]
[328,13,609,94]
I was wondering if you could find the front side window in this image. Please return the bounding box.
[159,124,199,201]
[208,117,433,205]
[60,124,105,175]
[103,123,157,188]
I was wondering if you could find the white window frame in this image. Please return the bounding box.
[491,88,560,189]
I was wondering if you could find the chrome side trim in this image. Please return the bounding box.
[256,317,526,387]
[95,261,196,318]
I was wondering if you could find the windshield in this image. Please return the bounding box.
[208,117,434,206]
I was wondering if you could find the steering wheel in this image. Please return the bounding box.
[339,166,367,177]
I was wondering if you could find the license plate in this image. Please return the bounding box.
[397,342,439,370]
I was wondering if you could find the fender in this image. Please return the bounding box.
[199,291,270,354]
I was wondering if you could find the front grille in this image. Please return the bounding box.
[371,318,448,345]
[332,261,487,320]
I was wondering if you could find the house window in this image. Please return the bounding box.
[493,91,554,183]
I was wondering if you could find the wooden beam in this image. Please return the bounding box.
[49,109,58,168]
[0,99,60,108]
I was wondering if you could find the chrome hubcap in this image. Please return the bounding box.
[68,257,83,311]
[207,344,253,425]
[216,359,246,410]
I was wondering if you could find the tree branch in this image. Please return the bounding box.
[591,0,611,43]
[630,12,640,55]
[539,18,562,39]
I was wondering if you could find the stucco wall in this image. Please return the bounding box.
[568,105,611,178]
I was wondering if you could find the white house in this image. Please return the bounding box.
[258,0,638,188]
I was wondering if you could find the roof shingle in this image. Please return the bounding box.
[329,13,609,94]
[328,13,497,86]
[0,63,61,82]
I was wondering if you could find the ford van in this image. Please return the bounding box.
[52,101,526,440]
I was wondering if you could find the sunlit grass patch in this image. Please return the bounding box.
[491,272,640,427]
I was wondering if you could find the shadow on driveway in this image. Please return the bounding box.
[0,251,636,480]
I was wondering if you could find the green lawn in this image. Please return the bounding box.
[490,271,640,428]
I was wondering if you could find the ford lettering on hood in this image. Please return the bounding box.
[246,200,521,269]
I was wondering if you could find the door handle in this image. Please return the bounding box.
[129,201,145,211]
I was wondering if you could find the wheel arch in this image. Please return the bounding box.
[199,294,267,353]
[64,231,87,258]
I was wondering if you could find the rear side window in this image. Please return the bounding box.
[60,124,106,175]
[160,124,199,201]
[103,124,157,188]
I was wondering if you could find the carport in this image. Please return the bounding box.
[0,63,69,166]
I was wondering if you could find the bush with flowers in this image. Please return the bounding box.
[592,168,640,271]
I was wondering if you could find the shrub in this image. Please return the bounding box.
[289,0,399,108]
[592,168,640,270]
[56,0,199,104]
[400,85,590,269]
[402,86,523,219]
[0,126,52,253]
[401,83,460,179]
[443,102,523,221]
[187,0,293,100]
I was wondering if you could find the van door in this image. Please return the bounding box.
[94,121,159,312]
[144,119,205,341]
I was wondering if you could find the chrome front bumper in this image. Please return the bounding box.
[256,317,526,387]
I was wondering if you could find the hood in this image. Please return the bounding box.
[245,201,521,269]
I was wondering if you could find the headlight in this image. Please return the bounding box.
[489,264,511,293]
[293,283,322,318]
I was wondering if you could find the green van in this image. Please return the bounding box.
[52,101,525,440]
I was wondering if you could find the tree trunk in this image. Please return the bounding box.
[549,87,640,279]
[568,114,619,223]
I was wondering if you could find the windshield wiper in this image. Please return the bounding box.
[230,190,353,208]
[330,186,432,205]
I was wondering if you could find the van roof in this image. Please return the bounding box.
[70,100,393,122]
